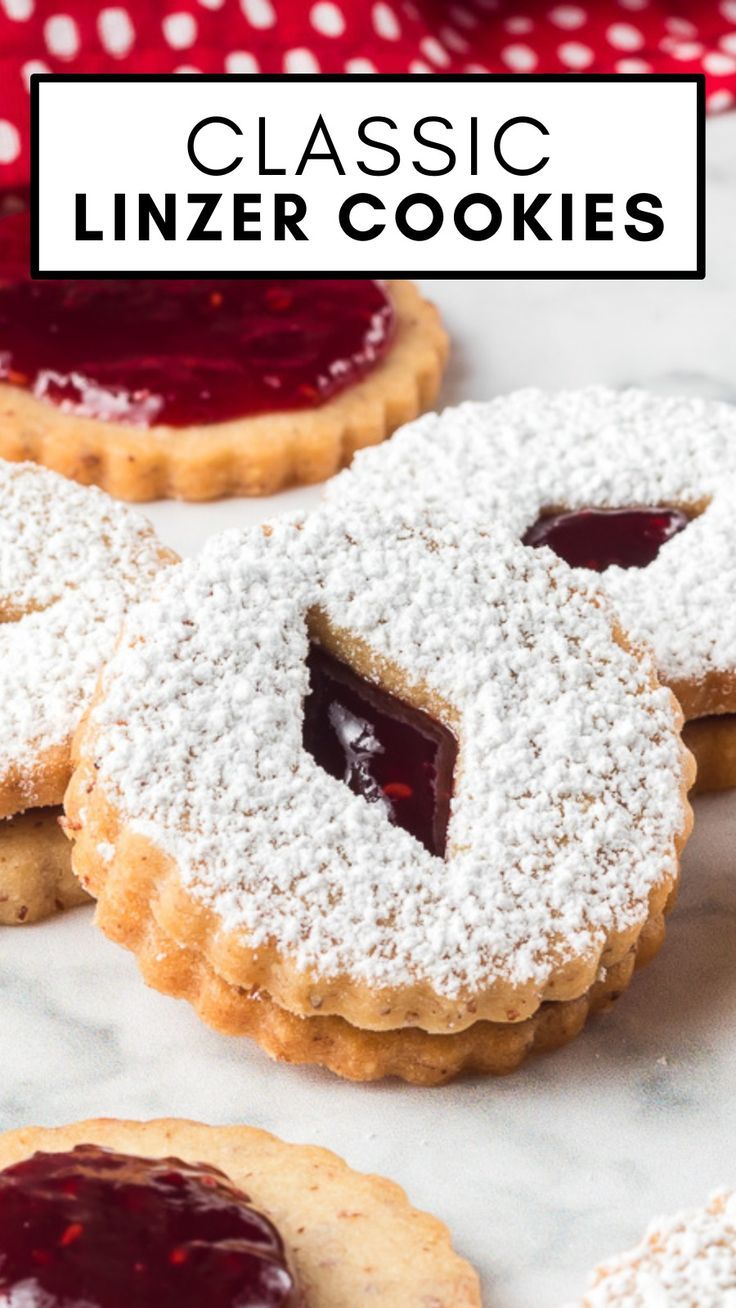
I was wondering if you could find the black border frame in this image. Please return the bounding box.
[30,72,706,280]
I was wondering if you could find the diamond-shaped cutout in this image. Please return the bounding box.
[302,644,457,857]
[523,506,692,572]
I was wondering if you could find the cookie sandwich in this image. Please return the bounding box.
[65,507,692,1082]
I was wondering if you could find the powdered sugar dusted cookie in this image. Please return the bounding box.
[569,1189,736,1306]
[0,459,175,923]
[65,505,692,1081]
[0,1118,481,1306]
[327,387,736,792]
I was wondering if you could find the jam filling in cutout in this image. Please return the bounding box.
[523,506,691,571]
[303,644,457,858]
[0,205,394,429]
[0,1144,301,1308]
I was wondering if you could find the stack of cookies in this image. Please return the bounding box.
[1,217,729,1300]
[4,381,726,1090]
[0,377,731,1299]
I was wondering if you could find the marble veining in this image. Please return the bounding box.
[3,115,736,1307]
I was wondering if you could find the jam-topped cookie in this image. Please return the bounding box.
[0,1118,481,1307]
[0,208,447,500]
[64,506,692,1082]
[327,387,736,793]
[0,459,175,924]
[0,1146,299,1307]
[569,1189,736,1306]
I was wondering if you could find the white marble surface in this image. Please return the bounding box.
[4,115,736,1308]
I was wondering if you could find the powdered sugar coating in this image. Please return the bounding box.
[0,460,172,788]
[87,506,686,997]
[570,1190,736,1306]
[327,387,736,691]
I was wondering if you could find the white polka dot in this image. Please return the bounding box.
[97,8,135,57]
[408,59,432,73]
[703,50,736,76]
[501,42,537,71]
[722,1,736,21]
[665,17,697,36]
[344,57,376,72]
[720,32,736,55]
[372,1,400,40]
[225,50,259,72]
[283,47,320,72]
[548,5,585,29]
[615,57,651,73]
[504,16,532,34]
[450,5,477,28]
[21,58,50,87]
[162,12,197,49]
[2,0,33,19]
[420,35,450,67]
[198,0,224,8]
[174,64,200,73]
[0,120,20,164]
[606,23,643,51]
[310,1,344,37]
[663,39,703,61]
[44,14,80,58]
[464,62,490,73]
[240,0,275,29]
[617,0,648,9]
[439,25,469,53]
[709,88,734,112]
[557,41,594,68]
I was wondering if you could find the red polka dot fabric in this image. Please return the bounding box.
[0,0,732,185]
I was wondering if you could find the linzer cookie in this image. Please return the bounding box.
[0,1118,481,1306]
[0,459,175,924]
[568,1189,736,1306]
[65,507,692,1083]
[0,217,447,501]
[327,387,736,793]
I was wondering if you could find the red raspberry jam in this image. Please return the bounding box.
[0,1144,302,1308]
[523,506,690,571]
[303,644,457,857]
[0,276,393,428]
[0,199,393,427]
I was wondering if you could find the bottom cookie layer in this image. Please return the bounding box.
[0,1118,481,1307]
[0,808,89,925]
[684,713,736,794]
[96,888,671,1085]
